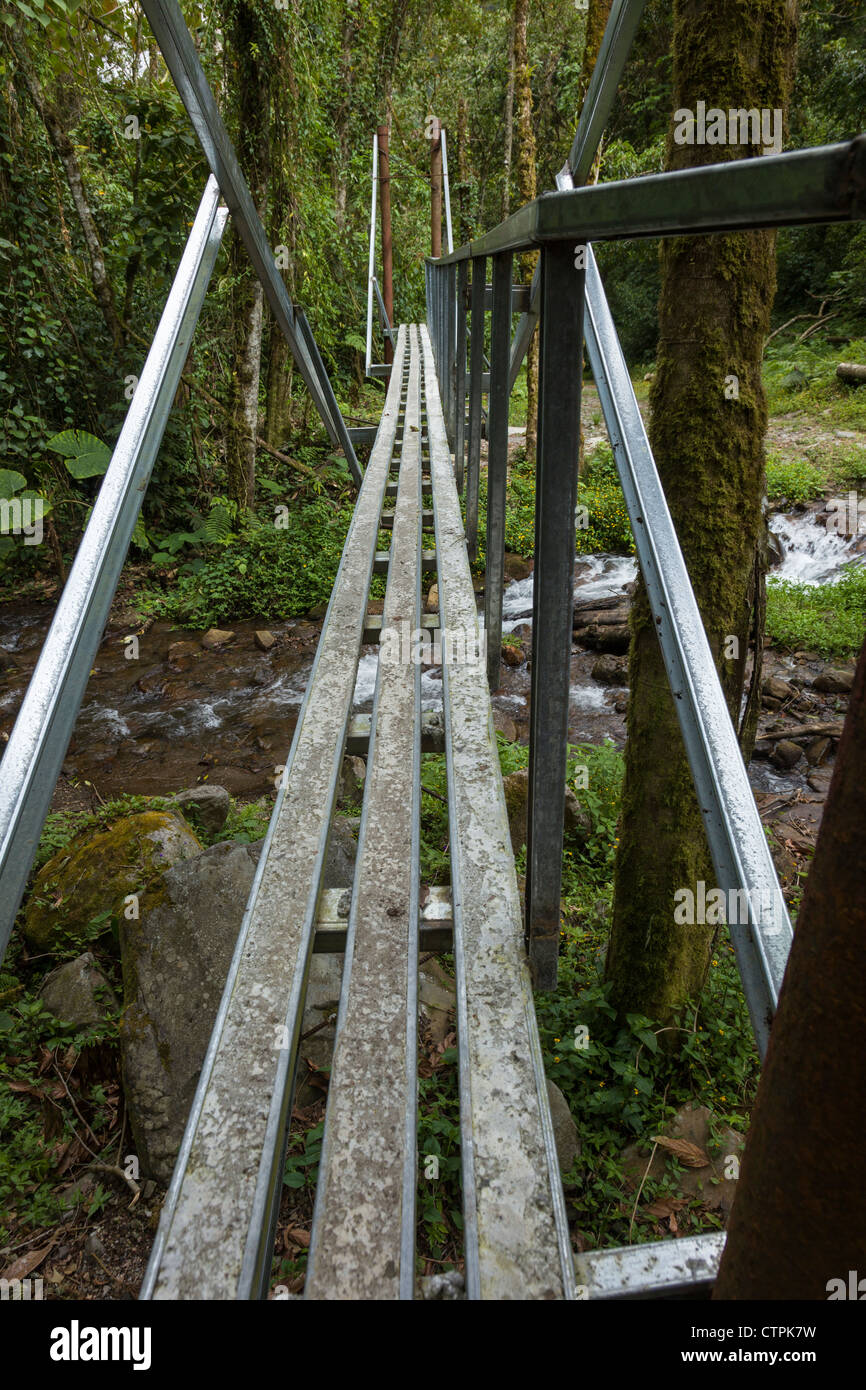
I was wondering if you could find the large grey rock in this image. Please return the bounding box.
[813,667,854,694]
[324,817,358,888]
[169,784,231,833]
[502,768,590,856]
[119,839,261,1181]
[546,1078,581,1175]
[39,952,117,1027]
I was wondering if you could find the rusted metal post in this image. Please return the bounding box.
[377,124,394,364]
[430,116,442,259]
[713,636,866,1299]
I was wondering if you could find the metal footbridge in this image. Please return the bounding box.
[0,0,864,1299]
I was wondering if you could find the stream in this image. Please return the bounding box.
[0,508,860,806]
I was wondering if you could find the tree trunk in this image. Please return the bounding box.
[502,29,515,222]
[605,0,799,1026]
[223,1,271,511]
[578,0,613,186]
[714,635,866,1298]
[456,95,471,246]
[513,0,538,465]
[9,26,124,356]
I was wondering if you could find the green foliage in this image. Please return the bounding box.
[0,994,118,1242]
[764,453,827,505]
[767,563,866,658]
[46,429,111,480]
[535,918,757,1248]
[282,1120,324,1191]
[141,498,354,625]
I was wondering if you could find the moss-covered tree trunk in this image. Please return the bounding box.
[223,1,272,511]
[605,0,799,1025]
[513,0,538,465]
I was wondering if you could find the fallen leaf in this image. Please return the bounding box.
[0,1242,54,1282]
[287,1227,311,1248]
[643,1197,687,1219]
[651,1135,710,1168]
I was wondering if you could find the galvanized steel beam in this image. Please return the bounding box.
[484,252,512,689]
[139,0,360,480]
[141,329,408,1300]
[306,329,421,1300]
[583,245,791,1053]
[422,325,576,1300]
[435,138,866,264]
[525,242,585,991]
[0,177,227,960]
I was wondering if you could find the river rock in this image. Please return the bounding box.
[169,785,231,834]
[504,552,532,581]
[254,629,276,652]
[762,676,795,703]
[591,654,628,686]
[23,811,203,952]
[546,1078,581,1174]
[201,628,235,649]
[493,710,518,742]
[426,582,439,613]
[813,667,854,694]
[807,766,834,795]
[337,756,366,806]
[167,639,199,664]
[501,641,524,667]
[805,736,831,766]
[39,952,117,1027]
[119,839,261,1180]
[502,768,590,855]
[771,739,803,770]
[324,817,359,889]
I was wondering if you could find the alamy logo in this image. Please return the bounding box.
[379,619,485,667]
[673,880,786,935]
[0,1276,43,1300]
[674,102,782,155]
[826,1271,866,1300]
[0,495,43,545]
[49,1321,152,1370]
[828,1273,866,1295]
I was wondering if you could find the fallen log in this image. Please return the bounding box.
[835,363,866,385]
[758,720,844,743]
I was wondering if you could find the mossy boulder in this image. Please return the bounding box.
[119,839,263,1180]
[23,811,203,952]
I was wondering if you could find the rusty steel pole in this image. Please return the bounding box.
[713,636,866,1299]
[377,124,394,365]
[430,116,442,259]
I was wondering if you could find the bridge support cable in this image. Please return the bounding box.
[139,0,361,485]
[0,177,228,960]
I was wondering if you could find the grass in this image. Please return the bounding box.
[764,334,866,429]
[766,562,866,659]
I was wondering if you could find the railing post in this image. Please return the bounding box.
[466,255,486,562]
[484,251,513,690]
[526,240,585,990]
[445,262,457,446]
[377,124,394,365]
[455,260,468,492]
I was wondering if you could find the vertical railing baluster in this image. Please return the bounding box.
[466,255,486,562]
[484,252,513,690]
[446,262,457,446]
[526,241,585,990]
[455,260,468,492]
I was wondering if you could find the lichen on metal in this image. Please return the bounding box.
[142,329,408,1301]
[421,326,576,1301]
